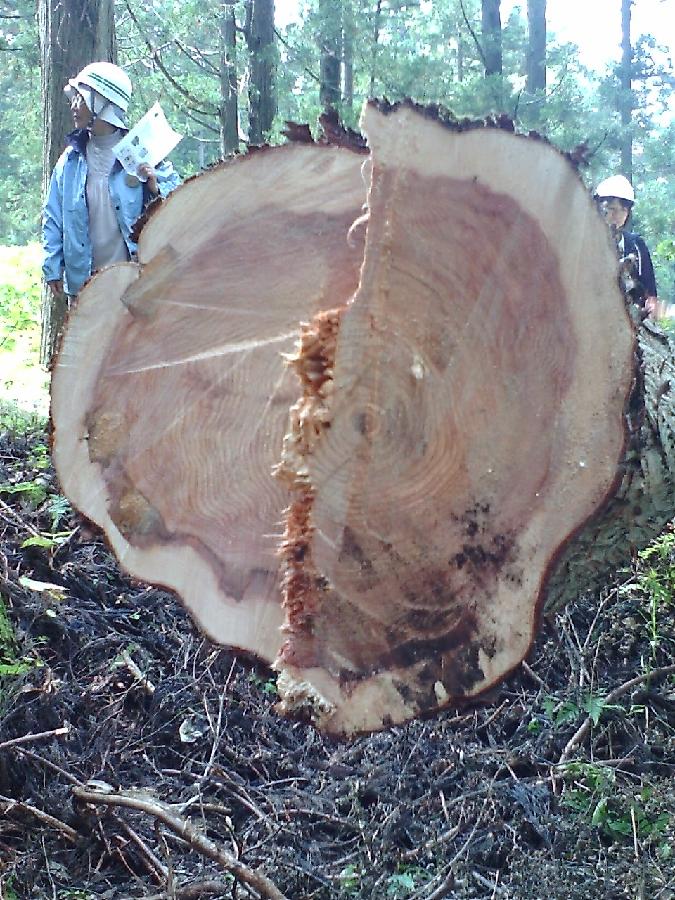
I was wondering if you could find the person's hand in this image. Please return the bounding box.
[47,279,63,297]
[645,296,666,320]
[137,163,159,196]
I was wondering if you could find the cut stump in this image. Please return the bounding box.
[52,101,671,737]
[272,103,634,733]
[51,142,367,664]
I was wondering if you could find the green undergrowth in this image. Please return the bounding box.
[0,244,49,416]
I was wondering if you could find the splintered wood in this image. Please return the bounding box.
[51,102,635,736]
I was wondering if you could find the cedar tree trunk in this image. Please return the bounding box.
[318,0,341,111]
[219,1,239,156]
[38,0,116,365]
[619,0,633,180]
[247,0,276,145]
[51,102,675,736]
[526,0,546,94]
[481,0,502,77]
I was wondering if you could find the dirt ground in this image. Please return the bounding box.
[1,420,674,899]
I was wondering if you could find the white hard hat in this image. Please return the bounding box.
[594,175,635,204]
[65,62,132,129]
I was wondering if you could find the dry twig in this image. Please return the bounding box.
[0,794,78,843]
[71,785,289,900]
[0,725,70,753]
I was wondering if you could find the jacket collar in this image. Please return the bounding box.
[65,127,127,173]
[66,128,90,155]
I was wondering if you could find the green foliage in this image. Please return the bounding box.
[0,876,20,900]
[562,763,671,846]
[338,863,361,894]
[0,478,49,508]
[385,865,427,897]
[0,595,34,677]
[0,0,41,244]
[0,244,41,354]
[248,671,278,696]
[637,529,675,661]
[0,243,47,419]
[541,692,619,728]
[338,862,428,898]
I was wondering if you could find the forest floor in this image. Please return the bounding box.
[1,415,674,900]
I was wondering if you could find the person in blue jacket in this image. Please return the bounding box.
[42,61,180,299]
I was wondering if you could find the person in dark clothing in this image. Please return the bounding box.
[594,175,661,317]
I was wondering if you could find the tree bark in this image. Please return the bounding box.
[50,103,674,737]
[342,0,354,110]
[481,0,502,77]
[369,0,382,97]
[38,0,116,365]
[526,0,546,94]
[318,0,341,111]
[247,0,276,145]
[619,0,633,180]
[219,1,239,156]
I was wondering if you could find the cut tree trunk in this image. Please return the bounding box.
[51,101,675,738]
[51,141,367,665]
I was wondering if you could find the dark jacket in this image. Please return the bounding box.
[622,231,657,299]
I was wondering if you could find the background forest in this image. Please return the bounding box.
[2,0,675,300]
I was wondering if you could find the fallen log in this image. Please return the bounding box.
[51,101,675,737]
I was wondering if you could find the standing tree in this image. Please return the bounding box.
[526,0,546,95]
[219,1,239,154]
[342,0,354,111]
[246,0,276,144]
[619,0,633,180]
[38,0,116,364]
[481,0,502,77]
[318,0,340,110]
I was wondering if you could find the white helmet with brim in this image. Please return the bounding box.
[594,175,635,204]
[64,62,132,129]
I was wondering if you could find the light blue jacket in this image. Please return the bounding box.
[42,128,181,295]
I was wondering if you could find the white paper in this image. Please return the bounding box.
[113,103,182,181]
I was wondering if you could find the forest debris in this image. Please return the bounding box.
[0,793,78,844]
[556,662,675,769]
[0,725,70,752]
[71,784,290,900]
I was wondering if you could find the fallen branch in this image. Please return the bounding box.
[557,663,675,767]
[120,649,156,695]
[0,725,70,753]
[0,793,78,843]
[0,496,42,539]
[71,785,289,900]
[145,881,237,899]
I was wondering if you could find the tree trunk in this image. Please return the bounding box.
[369,0,382,98]
[50,103,673,737]
[219,1,239,156]
[318,0,341,111]
[342,0,354,110]
[51,139,368,670]
[619,0,633,180]
[38,0,116,366]
[247,0,276,145]
[526,0,546,94]
[481,0,502,77]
